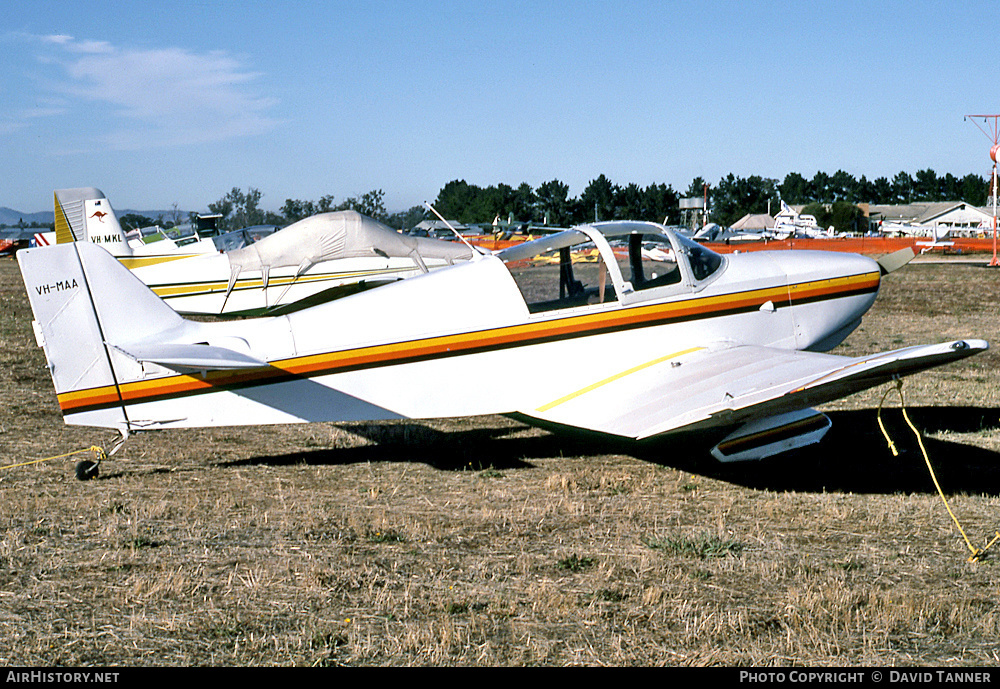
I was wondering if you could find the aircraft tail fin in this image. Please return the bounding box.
[17,241,186,429]
[54,188,132,256]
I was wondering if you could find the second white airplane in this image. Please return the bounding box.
[52,188,475,316]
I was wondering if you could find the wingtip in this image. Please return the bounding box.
[950,338,989,353]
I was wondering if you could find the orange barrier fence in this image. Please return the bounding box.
[702,236,996,256]
[466,234,998,256]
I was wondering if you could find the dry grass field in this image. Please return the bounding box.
[1,254,1000,667]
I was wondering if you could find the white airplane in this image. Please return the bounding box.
[0,227,39,256]
[772,201,840,239]
[52,188,474,316]
[18,220,986,479]
[879,220,952,242]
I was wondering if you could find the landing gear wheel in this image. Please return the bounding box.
[75,460,99,481]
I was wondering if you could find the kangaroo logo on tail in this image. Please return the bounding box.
[53,189,131,255]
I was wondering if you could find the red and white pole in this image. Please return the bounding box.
[967,115,1000,266]
[991,144,999,267]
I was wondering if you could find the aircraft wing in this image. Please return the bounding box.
[524,339,987,440]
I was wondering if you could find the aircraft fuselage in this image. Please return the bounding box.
[37,225,882,433]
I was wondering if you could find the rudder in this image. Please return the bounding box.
[18,242,185,430]
[54,188,131,256]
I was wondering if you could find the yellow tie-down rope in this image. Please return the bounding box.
[877,378,1000,563]
[1,445,107,473]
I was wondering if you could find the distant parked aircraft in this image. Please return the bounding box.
[51,188,474,316]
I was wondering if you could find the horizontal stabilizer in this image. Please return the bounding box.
[109,342,268,371]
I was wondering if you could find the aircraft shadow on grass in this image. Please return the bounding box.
[223,421,550,473]
[635,406,1000,496]
[223,406,1000,496]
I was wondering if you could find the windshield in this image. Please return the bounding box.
[674,232,724,281]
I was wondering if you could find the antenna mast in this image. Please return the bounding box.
[965,114,1000,267]
[423,202,482,255]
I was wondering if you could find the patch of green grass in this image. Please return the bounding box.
[310,630,348,650]
[642,533,743,559]
[129,535,161,549]
[207,626,241,640]
[836,558,865,571]
[556,554,594,572]
[366,529,406,543]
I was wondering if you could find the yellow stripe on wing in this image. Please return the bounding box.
[535,346,704,412]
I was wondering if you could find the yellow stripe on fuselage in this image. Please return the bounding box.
[117,254,203,270]
[57,383,122,408]
[147,266,420,299]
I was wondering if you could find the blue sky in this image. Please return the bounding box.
[2,0,996,214]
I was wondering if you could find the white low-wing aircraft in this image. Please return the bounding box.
[52,188,474,316]
[18,221,986,477]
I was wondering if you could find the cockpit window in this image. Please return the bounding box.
[615,234,683,291]
[688,243,723,280]
[505,239,617,313]
[674,233,724,281]
[500,224,725,312]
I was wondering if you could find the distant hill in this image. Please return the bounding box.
[0,206,194,227]
[0,208,53,226]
